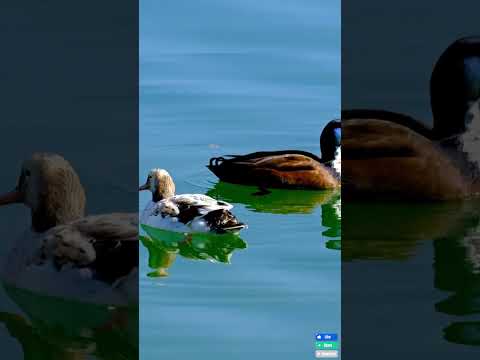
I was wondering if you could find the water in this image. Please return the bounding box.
[0,5,138,356]
[343,201,480,358]
[140,1,341,359]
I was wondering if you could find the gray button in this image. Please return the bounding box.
[315,350,338,358]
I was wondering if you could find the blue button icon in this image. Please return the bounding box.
[315,333,338,341]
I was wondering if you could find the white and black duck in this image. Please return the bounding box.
[0,153,138,305]
[139,169,246,234]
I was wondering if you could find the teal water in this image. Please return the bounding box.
[343,201,480,358]
[140,0,341,359]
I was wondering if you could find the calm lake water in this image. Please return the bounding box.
[140,1,341,359]
[343,200,480,359]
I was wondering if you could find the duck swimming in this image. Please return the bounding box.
[0,153,138,305]
[207,120,341,191]
[343,37,480,200]
[139,169,246,234]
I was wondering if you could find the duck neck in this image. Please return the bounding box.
[321,149,336,164]
[30,184,86,233]
[152,189,174,202]
[322,145,341,168]
[320,121,341,164]
[152,192,164,202]
[31,204,85,233]
[31,209,63,233]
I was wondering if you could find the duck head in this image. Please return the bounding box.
[320,119,341,164]
[0,153,86,232]
[139,169,175,202]
[431,36,480,139]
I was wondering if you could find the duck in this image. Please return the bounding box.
[206,119,341,192]
[139,168,247,234]
[0,153,138,305]
[342,36,480,200]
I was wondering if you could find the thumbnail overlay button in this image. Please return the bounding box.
[315,350,338,358]
[315,333,338,341]
[315,341,338,350]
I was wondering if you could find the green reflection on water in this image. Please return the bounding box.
[322,192,341,249]
[140,227,247,278]
[207,182,341,250]
[433,209,480,346]
[0,283,138,360]
[206,181,339,215]
[140,185,342,279]
[344,200,480,347]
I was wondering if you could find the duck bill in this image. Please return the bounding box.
[0,190,23,206]
[139,183,149,191]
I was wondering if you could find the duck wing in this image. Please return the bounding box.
[342,118,467,199]
[208,152,338,189]
[40,213,138,284]
[171,194,233,210]
[171,195,246,233]
[168,194,233,225]
[71,213,138,242]
[218,150,323,163]
[342,109,435,139]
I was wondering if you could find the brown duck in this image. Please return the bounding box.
[342,37,480,201]
[207,120,341,192]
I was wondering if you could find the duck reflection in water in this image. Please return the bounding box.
[207,181,338,215]
[0,284,138,360]
[343,200,480,348]
[207,182,341,250]
[433,207,480,346]
[322,193,341,251]
[140,228,247,278]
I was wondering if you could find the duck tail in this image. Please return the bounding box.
[207,156,232,181]
[208,156,227,168]
[202,209,247,234]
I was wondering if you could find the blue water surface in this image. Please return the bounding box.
[140,1,341,359]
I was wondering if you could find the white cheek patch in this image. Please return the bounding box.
[333,147,341,176]
[461,99,480,168]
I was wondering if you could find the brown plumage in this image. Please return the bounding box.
[208,151,338,190]
[341,37,480,201]
[342,119,469,200]
[207,120,341,190]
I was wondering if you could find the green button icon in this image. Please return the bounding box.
[316,341,338,350]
